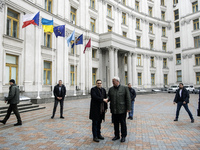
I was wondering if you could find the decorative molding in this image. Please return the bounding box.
[168,57,173,61]
[0,0,5,12]
[182,54,188,59]
[188,54,193,58]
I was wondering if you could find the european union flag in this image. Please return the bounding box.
[53,25,65,38]
[71,34,83,48]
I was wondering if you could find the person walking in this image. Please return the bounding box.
[51,80,66,119]
[108,77,131,142]
[173,83,194,123]
[89,79,108,142]
[0,79,22,126]
[127,83,136,120]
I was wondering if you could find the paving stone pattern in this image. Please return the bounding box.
[0,93,200,150]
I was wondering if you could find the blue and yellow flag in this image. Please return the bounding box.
[54,25,65,38]
[41,18,53,33]
[71,34,83,48]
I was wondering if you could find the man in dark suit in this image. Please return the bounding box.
[173,83,194,123]
[0,79,22,126]
[51,80,66,119]
[127,83,136,120]
[89,79,108,142]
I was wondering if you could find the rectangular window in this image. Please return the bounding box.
[90,18,95,32]
[163,58,167,68]
[108,26,112,32]
[7,9,19,38]
[194,36,200,48]
[193,19,199,30]
[177,70,182,82]
[161,0,165,6]
[90,0,95,9]
[6,54,18,84]
[138,73,142,85]
[122,12,126,24]
[175,22,180,32]
[151,74,155,85]
[44,33,52,48]
[92,68,97,85]
[137,54,141,66]
[162,27,166,36]
[70,65,77,85]
[137,36,141,48]
[149,23,153,33]
[164,74,168,85]
[123,31,127,37]
[176,54,181,65]
[125,71,128,85]
[195,54,200,65]
[150,39,154,50]
[175,37,180,48]
[135,1,139,12]
[192,1,198,13]
[122,0,126,5]
[107,5,112,17]
[161,11,165,21]
[162,42,166,51]
[45,0,53,13]
[43,61,52,85]
[124,56,127,64]
[196,72,200,84]
[150,57,154,67]
[149,7,152,17]
[174,0,178,4]
[70,7,76,24]
[70,38,77,54]
[174,9,179,20]
[136,18,140,30]
[92,49,97,58]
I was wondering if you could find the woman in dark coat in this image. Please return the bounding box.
[89,79,108,142]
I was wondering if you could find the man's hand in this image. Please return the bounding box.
[4,101,6,103]
[103,99,108,103]
[127,110,131,112]
[173,102,176,105]
[105,109,107,113]
[183,101,186,104]
[57,97,62,100]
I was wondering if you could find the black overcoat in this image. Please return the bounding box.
[89,86,107,121]
[174,87,189,103]
[53,84,66,100]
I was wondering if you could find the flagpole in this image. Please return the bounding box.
[74,42,76,96]
[37,26,41,99]
[51,32,54,97]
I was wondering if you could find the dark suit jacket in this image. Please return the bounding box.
[89,86,107,121]
[174,87,189,103]
[53,84,66,100]
[129,88,136,101]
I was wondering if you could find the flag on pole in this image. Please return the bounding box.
[83,38,91,54]
[66,30,75,47]
[71,34,83,48]
[53,25,65,38]
[41,18,54,33]
[22,12,40,28]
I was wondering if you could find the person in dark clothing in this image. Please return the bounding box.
[89,79,108,142]
[173,83,194,123]
[127,83,136,120]
[198,90,200,116]
[108,77,131,143]
[51,80,66,119]
[0,79,22,126]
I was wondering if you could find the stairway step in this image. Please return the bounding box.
[0,104,40,113]
[0,106,46,117]
[0,102,32,110]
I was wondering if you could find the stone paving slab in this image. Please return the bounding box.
[0,93,199,150]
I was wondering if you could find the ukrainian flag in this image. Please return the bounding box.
[41,18,53,33]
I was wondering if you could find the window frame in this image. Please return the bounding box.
[122,12,126,24]
[137,36,141,48]
[70,7,77,25]
[164,74,168,85]
[6,54,18,84]
[174,9,179,20]
[195,54,200,65]
[70,65,77,86]
[7,8,19,38]
[90,0,95,9]
[177,70,182,82]
[161,0,165,6]
[122,31,127,37]
[175,21,180,32]
[149,7,153,17]
[150,39,154,50]
[176,54,181,65]
[43,61,52,85]
[175,37,180,48]
[107,4,112,18]
[162,42,166,51]
[149,23,153,33]
[92,68,97,85]
[161,11,165,21]
[193,19,199,30]
[135,1,139,12]
[138,73,142,85]
[194,36,200,48]
[196,72,200,84]
[125,71,128,85]
[45,0,53,13]
[90,18,96,32]
[162,27,166,36]
[192,1,198,13]
[163,58,167,68]
[151,73,155,85]
[137,54,141,66]
[150,57,154,67]
[136,18,140,30]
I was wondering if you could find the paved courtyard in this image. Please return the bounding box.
[0,93,200,150]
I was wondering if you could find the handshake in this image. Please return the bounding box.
[103,98,109,103]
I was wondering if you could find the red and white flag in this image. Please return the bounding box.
[83,38,91,54]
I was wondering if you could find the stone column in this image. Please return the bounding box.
[98,48,103,80]
[108,46,115,87]
[143,54,148,88]
[114,48,118,76]
[127,52,132,84]
[131,53,137,87]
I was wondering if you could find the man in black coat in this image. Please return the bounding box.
[89,79,108,142]
[127,83,136,120]
[51,80,66,119]
[173,83,194,123]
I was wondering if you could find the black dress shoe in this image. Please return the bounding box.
[0,120,6,125]
[112,136,120,141]
[60,116,64,119]
[93,137,99,142]
[191,119,194,123]
[130,117,133,120]
[121,137,126,142]
[14,123,22,126]
[98,135,104,140]
[174,119,178,121]
[127,117,130,119]
[51,116,54,119]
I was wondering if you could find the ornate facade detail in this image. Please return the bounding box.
[168,57,173,61]
[0,0,5,12]
[188,54,193,58]
[182,54,188,59]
